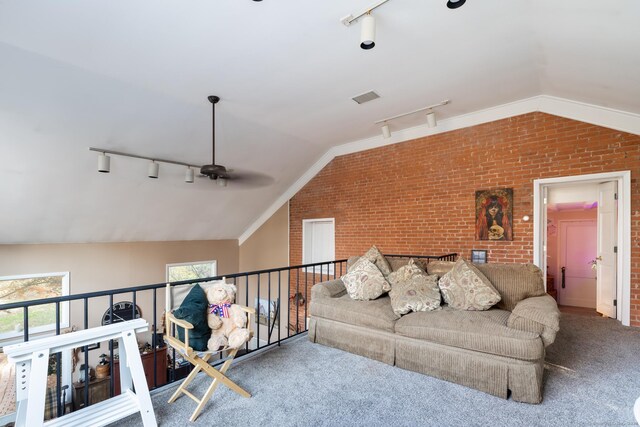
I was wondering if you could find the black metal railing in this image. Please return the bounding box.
[0,252,456,421]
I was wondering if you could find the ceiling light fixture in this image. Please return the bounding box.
[98,152,110,173]
[148,161,159,179]
[341,0,390,50]
[360,13,376,49]
[426,111,437,128]
[381,123,391,139]
[89,148,202,184]
[185,167,195,183]
[217,178,228,187]
[374,100,450,137]
[446,0,466,9]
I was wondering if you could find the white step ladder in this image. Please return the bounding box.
[3,319,157,427]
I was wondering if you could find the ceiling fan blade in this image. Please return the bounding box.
[225,170,275,189]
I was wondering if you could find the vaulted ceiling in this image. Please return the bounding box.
[1,1,639,244]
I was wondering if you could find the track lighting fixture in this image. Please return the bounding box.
[446,0,466,9]
[148,161,159,179]
[426,111,437,128]
[98,152,110,173]
[341,0,390,50]
[185,167,195,183]
[360,13,376,50]
[374,100,450,137]
[89,147,211,185]
[343,0,463,49]
[381,123,391,139]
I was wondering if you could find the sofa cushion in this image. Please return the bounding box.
[438,258,501,311]
[394,307,544,361]
[388,259,441,316]
[346,256,360,272]
[342,257,391,300]
[310,294,399,332]
[475,263,546,311]
[387,256,432,272]
[426,260,455,277]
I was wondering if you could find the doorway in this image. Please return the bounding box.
[533,171,631,326]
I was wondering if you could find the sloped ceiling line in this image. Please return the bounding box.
[238,95,640,245]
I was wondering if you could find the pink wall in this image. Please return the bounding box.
[547,209,598,283]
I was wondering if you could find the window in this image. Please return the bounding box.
[0,272,70,339]
[166,260,217,282]
[302,218,335,274]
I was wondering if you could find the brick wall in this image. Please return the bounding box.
[289,112,640,326]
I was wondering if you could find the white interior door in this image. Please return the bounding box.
[597,181,617,318]
[558,220,597,308]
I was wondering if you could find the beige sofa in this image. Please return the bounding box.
[308,257,560,404]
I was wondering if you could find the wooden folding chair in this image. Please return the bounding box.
[164,282,254,422]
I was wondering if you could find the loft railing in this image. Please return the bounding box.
[0,253,456,422]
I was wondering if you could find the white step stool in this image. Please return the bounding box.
[3,319,157,427]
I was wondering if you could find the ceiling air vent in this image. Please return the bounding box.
[352,91,380,104]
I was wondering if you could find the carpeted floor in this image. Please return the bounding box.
[116,312,640,426]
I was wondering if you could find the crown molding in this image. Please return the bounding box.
[238,95,640,245]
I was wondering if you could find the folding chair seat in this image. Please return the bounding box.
[164,280,254,422]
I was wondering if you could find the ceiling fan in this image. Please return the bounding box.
[199,96,230,184]
[198,95,274,188]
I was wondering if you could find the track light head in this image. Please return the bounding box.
[447,0,466,9]
[381,124,391,139]
[360,14,376,49]
[98,153,110,173]
[426,111,437,128]
[148,161,159,179]
[185,167,194,183]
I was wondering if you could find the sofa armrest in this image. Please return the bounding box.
[311,279,347,300]
[507,294,560,347]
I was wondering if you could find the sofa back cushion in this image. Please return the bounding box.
[426,261,455,277]
[386,257,430,272]
[347,256,360,272]
[474,263,546,311]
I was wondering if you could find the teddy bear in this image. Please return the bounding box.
[205,279,251,351]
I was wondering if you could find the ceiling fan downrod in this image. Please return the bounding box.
[208,95,220,167]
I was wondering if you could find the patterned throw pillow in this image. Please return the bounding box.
[438,258,501,311]
[363,245,392,277]
[388,259,441,316]
[341,257,391,300]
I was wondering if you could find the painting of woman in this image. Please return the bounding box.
[475,189,513,241]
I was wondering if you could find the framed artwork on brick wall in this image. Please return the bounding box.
[471,250,488,263]
[475,188,513,241]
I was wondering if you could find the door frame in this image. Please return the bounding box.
[533,171,631,325]
[556,219,597,308]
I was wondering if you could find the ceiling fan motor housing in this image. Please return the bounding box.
[200,164,228,179]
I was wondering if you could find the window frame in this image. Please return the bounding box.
[0,271,70,341]
[166,260,217,282]
[302,218,336,275]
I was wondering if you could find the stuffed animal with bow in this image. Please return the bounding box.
[206,280,251,351]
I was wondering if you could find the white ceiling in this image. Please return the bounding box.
[0,1,639,244]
